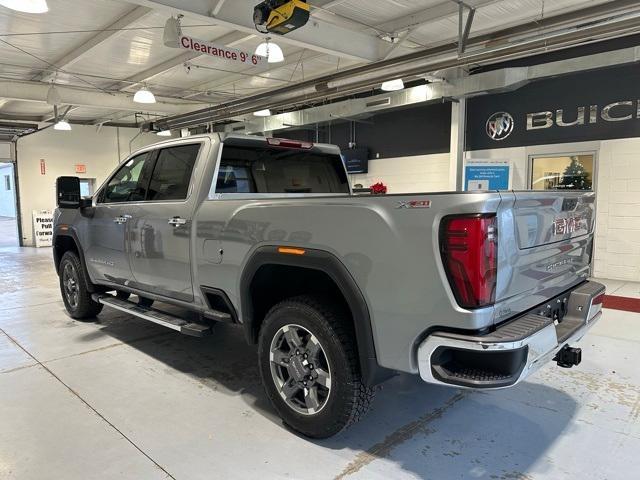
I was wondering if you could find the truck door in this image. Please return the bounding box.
[127,142,203,302]
[86,151,154,286]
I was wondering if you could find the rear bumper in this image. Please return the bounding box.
[417,281,605,389]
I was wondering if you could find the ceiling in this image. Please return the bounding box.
[0,0,618,131]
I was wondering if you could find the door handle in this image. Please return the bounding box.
[168,216,187,227]
[113,214,132,224]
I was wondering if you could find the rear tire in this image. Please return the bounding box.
[258,295,374,438]
[59,251,103,320]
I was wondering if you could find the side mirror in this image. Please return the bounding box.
[56,176,81,209]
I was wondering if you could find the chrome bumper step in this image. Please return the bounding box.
[417,280,606,389]
[92,294,212,337]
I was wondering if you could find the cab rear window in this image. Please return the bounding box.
[215,145,349,195]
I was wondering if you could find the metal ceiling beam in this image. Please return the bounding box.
[0,80,202,115]
[33,6,153,82]
[122,0,396,61]
[41,106,81,123]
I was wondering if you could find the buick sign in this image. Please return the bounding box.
[486,112,514,141]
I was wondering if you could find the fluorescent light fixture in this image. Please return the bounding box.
[46,84,61,106]
[381,78,404,91]
[53,120,71,131]
[253,109,271,117]
[156,130,172,136]
[163,16,182,48]
[0,0,48,13]
[133,87,156,104]
[255,39,284,63]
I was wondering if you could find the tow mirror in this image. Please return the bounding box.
[56,176,81,209]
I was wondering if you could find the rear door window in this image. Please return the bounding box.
[215,145,349,194]
[147,143,201,201]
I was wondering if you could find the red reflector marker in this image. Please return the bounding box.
[440,214,497,309]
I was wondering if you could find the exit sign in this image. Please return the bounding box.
[75,164,86,174]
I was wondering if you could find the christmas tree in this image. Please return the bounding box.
[558,157,591,190]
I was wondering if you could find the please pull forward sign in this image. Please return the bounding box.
[179,35,266,67]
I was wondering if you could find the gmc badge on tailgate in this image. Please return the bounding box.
[553,216,584,235]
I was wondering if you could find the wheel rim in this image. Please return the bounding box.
[269,324,332,415]
[62,262,79,309]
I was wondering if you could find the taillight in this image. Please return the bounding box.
[267,138,313,149]
[440,214,497,309]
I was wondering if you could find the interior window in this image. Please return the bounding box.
[100,152,151,203]
[530,154,594,191]
[147,144,201,201]
[215,145,349,194]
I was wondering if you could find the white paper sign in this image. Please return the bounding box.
[179,35,266,67]
[33,210,54,247]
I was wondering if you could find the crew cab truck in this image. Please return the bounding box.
[53,133,604,438]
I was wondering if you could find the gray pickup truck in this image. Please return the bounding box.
[53,133,604,438]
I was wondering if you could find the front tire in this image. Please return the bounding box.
[59,251,103,320]
[258,295,374,438]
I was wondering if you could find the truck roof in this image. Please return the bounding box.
[134,132,341,157]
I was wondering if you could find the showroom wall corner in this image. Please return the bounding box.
[16,125,157,246]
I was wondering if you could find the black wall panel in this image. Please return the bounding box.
[276,101,451,158]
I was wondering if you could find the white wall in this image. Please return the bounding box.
[349,153,451,193]
[16,125,158,246]
[467,139,640,282]
[594,138,640,281]
[0,163,16,217]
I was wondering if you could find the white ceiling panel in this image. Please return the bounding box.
[327,0,442,30]
[0,0,132,71]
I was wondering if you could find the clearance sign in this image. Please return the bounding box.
[179,35,266,67]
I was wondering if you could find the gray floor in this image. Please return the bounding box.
[1,246,639,480]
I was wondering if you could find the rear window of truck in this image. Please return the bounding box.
[215,145,349,195]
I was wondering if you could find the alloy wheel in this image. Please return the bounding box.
[269,324,332,415]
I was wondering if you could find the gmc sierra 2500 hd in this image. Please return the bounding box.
[53,133,604,438]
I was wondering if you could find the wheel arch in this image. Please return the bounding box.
[239,246,392,386]
[53,227,96,292]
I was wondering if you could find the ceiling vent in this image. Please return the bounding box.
[365,97,391,108]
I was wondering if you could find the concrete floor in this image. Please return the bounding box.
[1,246,639,480]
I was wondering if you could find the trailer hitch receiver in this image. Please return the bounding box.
[554,345,582,368]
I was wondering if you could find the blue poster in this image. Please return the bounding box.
[465,163,510,191]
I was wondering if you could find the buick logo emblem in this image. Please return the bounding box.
[486,111,514,141]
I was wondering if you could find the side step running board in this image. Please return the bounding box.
[92,294,212,337]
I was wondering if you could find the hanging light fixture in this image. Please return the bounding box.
[53,120,72,131]
[163,15,183,48]
[255,38,284,63]
[0,0,48,13]
[46,83,61,106]
[253,109,271,117]
[156,130,172,137]
[381,78,404,91]
[134,85,156,104]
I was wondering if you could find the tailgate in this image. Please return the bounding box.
[493,190,595,324]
